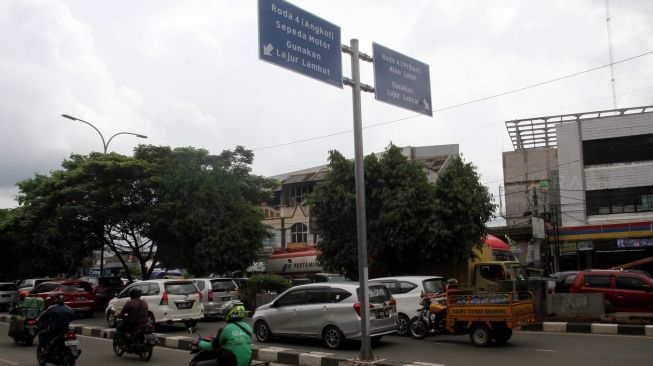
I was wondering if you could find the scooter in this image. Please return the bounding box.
[187,328,269,366]
[408,294,447,339]
[36,326,82,366]
[113,321,158,362]
[8,307,38,346]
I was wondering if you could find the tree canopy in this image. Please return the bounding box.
[310,145,495,280]
[0,145,274,280]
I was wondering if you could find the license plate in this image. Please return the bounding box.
[74,296,85,301]
[220,296,232,301]
[375,311,389,319]
[1,294,9,297]
[64,340,79,346]
[176,301,192,309]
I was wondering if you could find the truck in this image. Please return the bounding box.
[434,235,527,292]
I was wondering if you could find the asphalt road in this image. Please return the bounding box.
[0,323,192,366]
[2,312,653,366]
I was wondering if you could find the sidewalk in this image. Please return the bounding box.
[522,312,653,336]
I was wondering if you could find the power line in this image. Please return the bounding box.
[253,50,653,152]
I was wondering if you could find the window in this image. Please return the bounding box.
[479,265,508,282]
[62,283,92,292]
[193,281,205,291]
[164,282,198,295]
[583,133,653,165]
[305,288,330,304]
[0,284,17,291]
[290,223,308,243]
[587,186,653,215]
[275,290,304,306]
[211,280,237,291]
[365,285,392,303]
[423,279,446,294]
[585,275,611,288]
[329,289,352,303]
[375,281,399,295]
[145,283,160,296]
[398,281,418,294]
[616,276,648,291]
[263,225,276,246]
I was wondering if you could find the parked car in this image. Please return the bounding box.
[0,282,20,310]
[191,278,239,317]
[29,280,96,317]
[551,271,579,293]
[252,282,398,350]
[93,277,125,307]
[16,278,56,299]
[369,276,446,336]
[105,279,203,328]
[570,269,653,312]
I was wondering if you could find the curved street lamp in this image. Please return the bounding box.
[61,114,147,153]
[61,113,148,276]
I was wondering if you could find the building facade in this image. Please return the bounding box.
[503,105,653,273]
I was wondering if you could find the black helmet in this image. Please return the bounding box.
[129,288,143,299]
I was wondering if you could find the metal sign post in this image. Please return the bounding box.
[342,38,375,361]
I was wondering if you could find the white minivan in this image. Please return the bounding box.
[369,276,446,336]
[105,279,204,328]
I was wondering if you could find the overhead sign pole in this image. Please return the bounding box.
[342,39,375,361]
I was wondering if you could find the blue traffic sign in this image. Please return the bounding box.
[258,0,342,88]
[372,43,432,116]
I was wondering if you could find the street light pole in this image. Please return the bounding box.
[61,114,147,276]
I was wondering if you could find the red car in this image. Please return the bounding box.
[570,269,653,312]
[29,280,96,317]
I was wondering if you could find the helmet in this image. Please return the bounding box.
[129,288,143,299]
[446,278,459,289]
[220,300,245,322]
[54,294,65,305]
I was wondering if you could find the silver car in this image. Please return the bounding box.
[0,282,19,310]
[190,278,239,317]
[252,282,397,349]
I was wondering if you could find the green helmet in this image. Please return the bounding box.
[221,300,245,322]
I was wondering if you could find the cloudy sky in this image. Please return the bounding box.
[1,0,652,217]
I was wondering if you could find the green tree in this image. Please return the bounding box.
[310,145,495,280]
[15,153,156,282]
[136,145,275,277]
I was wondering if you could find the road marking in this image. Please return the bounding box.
[533,349,558,353]
[0,357,19,365]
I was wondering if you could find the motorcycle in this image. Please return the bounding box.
[8,307,39,346]
[36,326,81,366]
[113,321,158,362]
[187,328,269,366]
[408,294,447,339]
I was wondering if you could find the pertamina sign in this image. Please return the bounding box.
[258,0,342,87]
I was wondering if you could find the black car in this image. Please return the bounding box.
[87,277,125,307]
[551,271,579,293]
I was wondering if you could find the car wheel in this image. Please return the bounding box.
[184,319,198,329]
[396,314,410,336]
[469,324,493,347]
[254,320,272,343]
[322,325,345,350]
[106,310,117,328]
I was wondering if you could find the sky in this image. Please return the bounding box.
[1,0,652,221]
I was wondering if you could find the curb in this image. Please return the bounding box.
[521,322,653,336]
[0,315,437,366]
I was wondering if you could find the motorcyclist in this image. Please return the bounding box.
[115,287,149,345]
[36,294,75,352]
[197,300,252,366]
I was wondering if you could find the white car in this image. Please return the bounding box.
[369,276,446,336]
[105,279,203,328]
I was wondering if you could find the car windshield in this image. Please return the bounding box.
[165,282,197,295]
[0,284,18,291]
[62,283,92,292]
[211,280,237,291]
[360,285,391,303]
[423,279,446,294]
